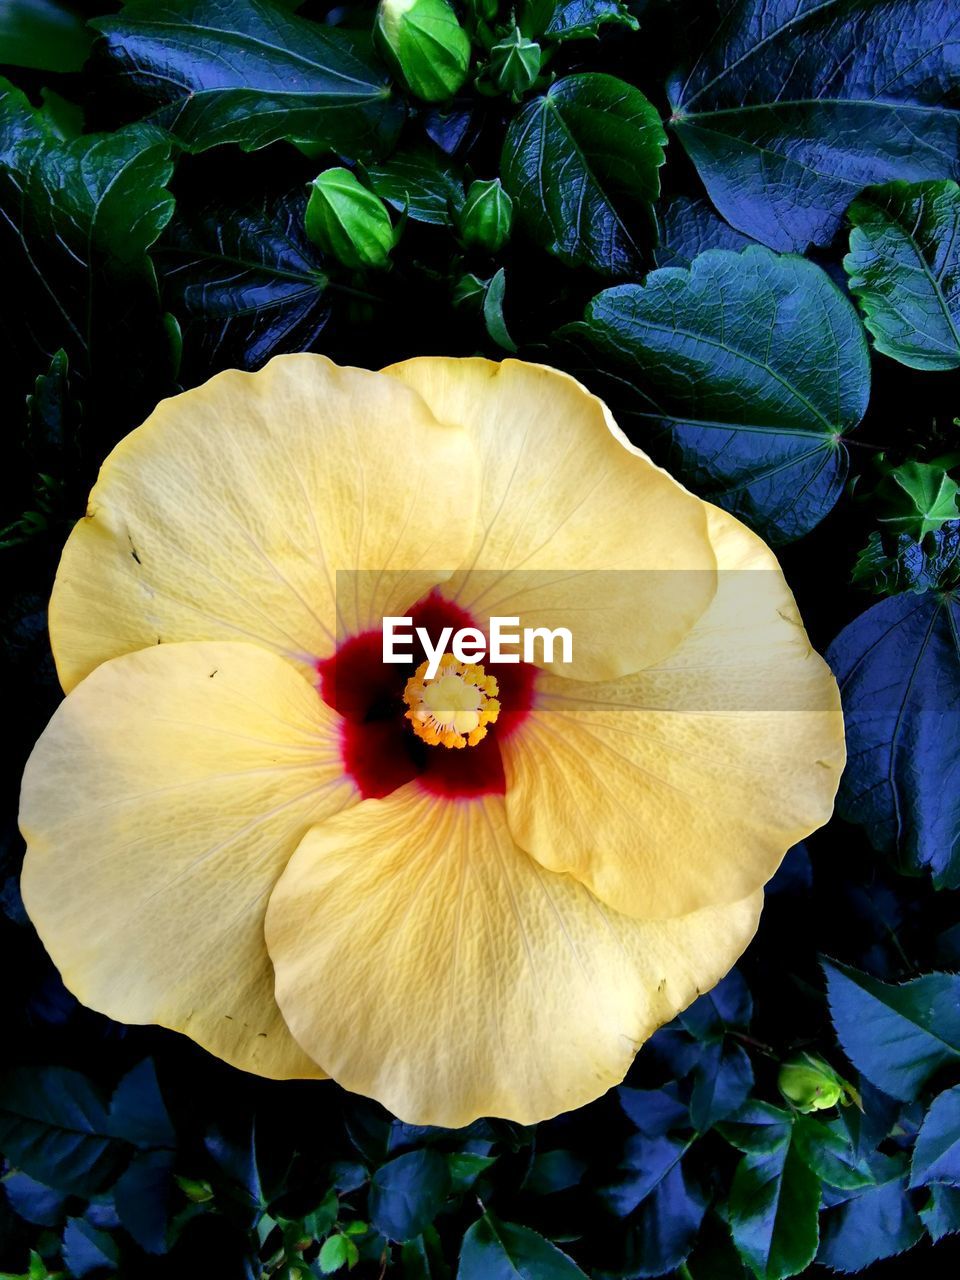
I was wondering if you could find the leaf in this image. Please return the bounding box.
[603,1133,691,1217]
[822,959,960,1101]
[446,1152,497,1194]
[1,1173,68,1228]
[158,178,331,377]
[91,0,403,156]
[0,1068,125,1197]
[365,145,464,226]
[0,100,177,429]
[817,1155,923,1272]
[368,1149,450,1243]
[61,1218,119,1278]
[655,195,757,269]
[910,1085,960,1189]
[0,0,91,72]
[458,1213,588,1279]
[852,526,960,597]
[520,0,639,43]
[792,1116,876,1191]
[872,462,960,539]
[522,1150,586,1196]
[566,246,869,543]
[826,592,960,885]
[108,1060,176,1151]
[113,1150,176,1253]
[618,1083,691,1137]
[844,179,960,370]
[482,268,517,353]
[502,72,666,275]
[668,0,960,252]
[679,969,753,1040]
[318,1233,359,1273]
[690,1042,754,1132]
[920,1184,960,1242]
[727,1116,821,1280]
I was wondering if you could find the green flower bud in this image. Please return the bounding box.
[488,27,541,97]
[376,0,471,103]
[452,272,489,307]
[778,1053,848,1112]
[305,168,396,271]
[457,178,513,253]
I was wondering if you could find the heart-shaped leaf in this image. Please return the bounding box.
[91,0,403,156]
[844,180,960,370]
[502,72,666,275]
[668,0,960,252]
[565,246,870,543]
[826,591,960,885]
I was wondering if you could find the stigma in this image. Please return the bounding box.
[403,654,500,749]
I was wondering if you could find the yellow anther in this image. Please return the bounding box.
[403,654,500,749]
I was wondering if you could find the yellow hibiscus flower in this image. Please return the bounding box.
[18,355,844,1127]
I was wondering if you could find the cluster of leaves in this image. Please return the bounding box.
[1,0,960,1277]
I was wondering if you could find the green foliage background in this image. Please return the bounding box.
[1,1,960,1277]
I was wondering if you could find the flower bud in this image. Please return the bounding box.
[488,28,541,97]
[305,168,396,271]
[376,0,471,103]
[778,1053,847,1112]
[457,178,513,253]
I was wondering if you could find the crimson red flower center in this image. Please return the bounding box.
[317,590,537,800]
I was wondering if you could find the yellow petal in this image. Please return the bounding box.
[382,358,716,680]
[20,641,356,1078]
[265,787,761,1126]
[501,505,845,918]
[51,355,479,693]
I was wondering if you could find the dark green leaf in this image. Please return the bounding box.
[669,0,960,251]
[680,969,753,1040]
[482,267,516,352]
[721,1102,794,1156]
[603,1132,690,1217]
[369,1149,450,1243]
[502,72,665,275]
[61,1218,119,1278]
[792,1116,876,1190]
[727,1116,821,1280]
[113,1150,175,1254]
[446,1152,496,1194]
[826,593,960,886]
[910,1085,960,1188]
[690,1042,754,1133]
[0,1068,124,1197]
[1,1173,67,1228]
[108,1060,175,1151]
[365,145,463,226]
[91,0,403,156]
[459,1213,588,1279]
[566,246,869,542]
[818,1154,923,1272]
[844,179,960,370]
[822,959,960,1100]
[655,195,757,269]
[852,526,960,596]
[0,100,177,428]
[159,180,330,376]
[522,1150,585,1195]
[0,0,91,72]
[521,0,638,43]
[921,1184,960,1242]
